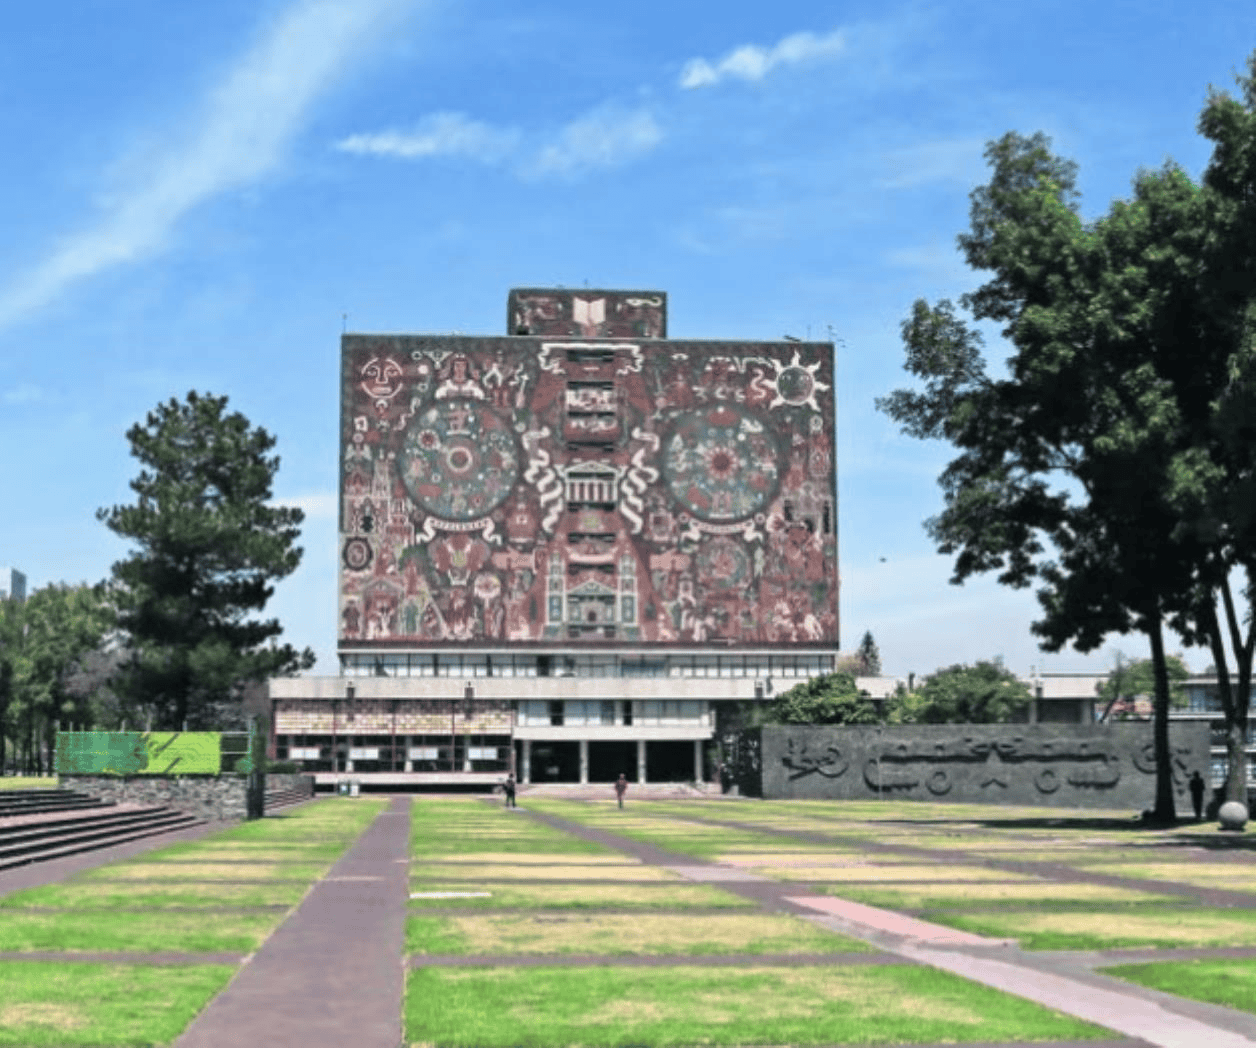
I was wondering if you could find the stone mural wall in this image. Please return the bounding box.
[339,322,837,650]
[753,723,1210,810]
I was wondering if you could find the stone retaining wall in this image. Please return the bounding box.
[64,775,250,821]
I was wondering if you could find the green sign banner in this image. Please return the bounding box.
[56,731,222,775]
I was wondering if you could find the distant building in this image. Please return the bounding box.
[0,567,27,603]
[269,287,839,786]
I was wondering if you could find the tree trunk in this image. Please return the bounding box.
[1148,611,1177,825]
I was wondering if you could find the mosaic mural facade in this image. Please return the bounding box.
[339,327,837,650]
[507,288,667,338]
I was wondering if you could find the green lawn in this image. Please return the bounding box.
[1105,957,1256,1014]
[0,910,283,953]
[404,964,1112,1046]
[0,961,234,1046]
[0,881,309,910]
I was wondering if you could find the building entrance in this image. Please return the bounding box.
[525,741,580,783]
[588,740,638,783]
[647,740,697,783]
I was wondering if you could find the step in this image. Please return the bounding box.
[0,806,177,843]
[0,814,206,871]
[0,798,113,816]
[0,811,194,856]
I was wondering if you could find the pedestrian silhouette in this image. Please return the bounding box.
[1189,771,1206,820]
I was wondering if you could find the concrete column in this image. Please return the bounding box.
[694,739,703,783]
[579,739,589,784]
[522,740,532,784]
[637,739,647,784]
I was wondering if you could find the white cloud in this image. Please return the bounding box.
[0,0,416,329]
[679,28,846,89]
[527,105,662,177]
[335,112,520,162]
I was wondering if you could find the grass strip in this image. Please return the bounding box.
[0,776,59,791]
[1104,957,1256,1015]
[406,912,870,956]
[406,882,755,910]
[404,963,1111,1046]
[0,960,235,1047]
[0,910,282,953]
[925,906,1256,950]
[412,801,612,857]
[0,882,308,910]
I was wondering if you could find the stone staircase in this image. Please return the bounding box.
[0,789,204,871]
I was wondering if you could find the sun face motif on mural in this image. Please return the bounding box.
[359,357,404,402]
[663,406,779,522]
[399,400,520,521]
[767,351,829,412]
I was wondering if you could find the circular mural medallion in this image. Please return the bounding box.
[400,400,520,521]
[663,406,779,522]
[696,536,751,591]
[342,537,373,571]
[776,365,816,405]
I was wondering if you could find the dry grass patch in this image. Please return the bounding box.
[407,912,870,955]
[753,863,1041,882]
[411,863,679,882]
[77,862,326,882]
[934,907,1256,949]
[0,910,282,953]
[825,881,1183,909]
[407,881,754,910]
[1086,862,1256,886]
[0,1003,86,1031]
[417,853,642,866]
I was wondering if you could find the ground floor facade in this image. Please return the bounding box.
[267,674,729,786]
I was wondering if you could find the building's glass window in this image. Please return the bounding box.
[549,701,564,726]
[600,700,615,726]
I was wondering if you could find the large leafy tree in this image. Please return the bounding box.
[876,54,1256,822]
[759,672,879,726]
[1097,652,1190,722]
[897,660,1033,725]
[0,584,113,774]
[98,392,314,730]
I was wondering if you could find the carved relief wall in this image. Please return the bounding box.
[339,334,837,649]
[758,724,1210,810]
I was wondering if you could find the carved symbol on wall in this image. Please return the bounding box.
[979,746,1009,789]
[926,770,951,795]
[863,758,920,791]
[1036,769,1060,793]
[1131,743,1193,793]
[782,739,847,780]
[1066,758,1121,788]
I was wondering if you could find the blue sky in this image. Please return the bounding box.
[1,0,1251,679]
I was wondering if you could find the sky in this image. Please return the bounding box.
[1,0,1252,680]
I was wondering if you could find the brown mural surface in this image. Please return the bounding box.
[339,334,836,648]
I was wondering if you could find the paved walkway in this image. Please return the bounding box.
[522,806,1256,1048]
[174,795,410,1048]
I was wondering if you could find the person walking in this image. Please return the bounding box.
[614,772,628,809]
[1189,771,1206,821]
[503,773,517,809]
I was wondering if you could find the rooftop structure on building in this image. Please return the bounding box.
[0,567,26,603]
[269,286,840,787]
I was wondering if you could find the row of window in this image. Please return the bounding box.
[516,700,706,727]
[339,653,835,679]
